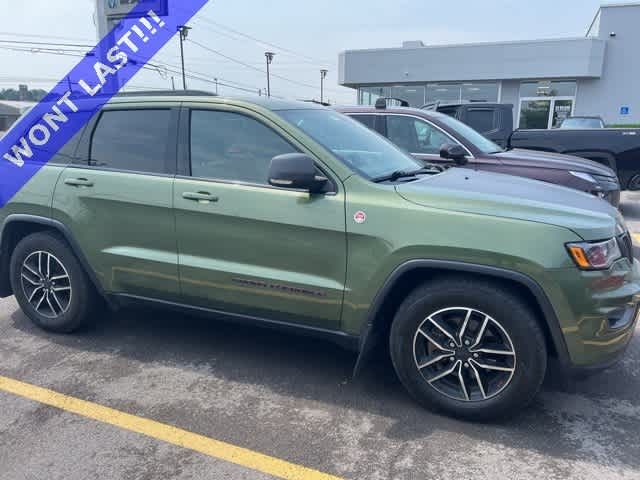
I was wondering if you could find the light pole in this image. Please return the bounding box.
[177,25,192,90]
[320,69,328,104]
[265,51,275,97]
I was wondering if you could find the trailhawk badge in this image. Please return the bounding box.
[354,211,367,224]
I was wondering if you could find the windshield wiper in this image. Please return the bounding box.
[371,166,441,183]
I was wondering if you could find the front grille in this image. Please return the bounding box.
[617,232,634,263]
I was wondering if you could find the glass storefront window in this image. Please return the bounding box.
[358,82,500,107]
[520,81,576,98]
[358,86,390,106]
[389,86,425,107]
[426,84,461,104]
[461,83,499,103]
[519,100,552,129]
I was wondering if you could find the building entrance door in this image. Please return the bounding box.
[518,97,574,129]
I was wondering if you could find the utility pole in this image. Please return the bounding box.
[171,76,176,91]
[214,78,218,95]
[178,25,192,90]
[320,69,328,104]
[265,52,275,97]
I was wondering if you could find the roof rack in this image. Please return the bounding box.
[375,97,410,109]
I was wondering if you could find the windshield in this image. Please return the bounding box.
[277,109,421,180]
[431,111,504,154]
[560,118,603,129]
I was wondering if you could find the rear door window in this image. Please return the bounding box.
[89,109,173,174]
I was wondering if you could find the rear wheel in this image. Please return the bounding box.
[10,232,97,333]
[390,278,547,420]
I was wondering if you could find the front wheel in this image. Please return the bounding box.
[390,278,547,420]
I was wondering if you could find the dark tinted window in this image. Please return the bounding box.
[437,106,460,118]
[190,110,297,184]
[386,115,452,155]
[350,114,377,131]
[52,128,84,165]
[466,109,496,134]
[90,109,172,174]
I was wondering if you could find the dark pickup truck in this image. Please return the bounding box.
[509,128,640,191]
[430,102,640,191]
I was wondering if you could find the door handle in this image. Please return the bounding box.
[64,178,94,187]
[182,191,219,203]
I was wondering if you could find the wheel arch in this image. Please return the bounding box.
[0,214,111,306]
[353,259,570,376]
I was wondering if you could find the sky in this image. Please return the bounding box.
[0,0,606,103]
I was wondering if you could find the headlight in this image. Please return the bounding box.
[567,238,622,270]
[569,171,597,184]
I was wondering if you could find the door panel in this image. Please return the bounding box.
[53,169,180,298]
[175,108,346,329]
[51,106,180,300]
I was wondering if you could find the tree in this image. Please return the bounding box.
[0,88,48,102]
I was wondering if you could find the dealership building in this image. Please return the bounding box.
[338,2,640,128]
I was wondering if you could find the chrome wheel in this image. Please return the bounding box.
[20,251,72,319]
[413,307,516,402]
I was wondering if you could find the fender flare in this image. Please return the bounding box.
[353,259,571,376]
[0,214,113,307]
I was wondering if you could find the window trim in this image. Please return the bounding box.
[184,107,337,194]
[82,107,179,176]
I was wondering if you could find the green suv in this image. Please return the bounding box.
[1,92,638,419]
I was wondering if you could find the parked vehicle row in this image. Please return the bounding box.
[339,102,622,206]
[423,101,640,191]
[1,92,638,421]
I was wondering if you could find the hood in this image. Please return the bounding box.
[493,149,616,178]
[396,168,621,240]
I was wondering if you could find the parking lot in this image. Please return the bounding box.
[0,193,638,480]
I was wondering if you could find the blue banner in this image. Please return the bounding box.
[0,0,209,207]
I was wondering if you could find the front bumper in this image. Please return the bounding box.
[546,257,640,373]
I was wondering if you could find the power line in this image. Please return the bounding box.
[0,39,94,49]
[0,46,265,96]
[0,31,94,43]
[191,15,333,65]
[187,38,322,92]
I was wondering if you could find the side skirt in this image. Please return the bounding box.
[111,293,360,352]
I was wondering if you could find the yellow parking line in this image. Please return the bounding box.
[632,233,640,244]
[0,375,344,480]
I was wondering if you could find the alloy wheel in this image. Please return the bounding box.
[413,307,516,402]
[20,251,72,319]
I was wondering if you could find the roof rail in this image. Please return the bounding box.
[114,90,217,97]
[300,99,331,106]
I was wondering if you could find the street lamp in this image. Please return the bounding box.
[320,69,328,104]
[265,51,275,97]
[177,25,192,90]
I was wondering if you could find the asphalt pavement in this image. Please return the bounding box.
[1,193,640,480]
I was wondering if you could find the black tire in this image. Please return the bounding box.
[10,231,97,333]
[389,278,547,421]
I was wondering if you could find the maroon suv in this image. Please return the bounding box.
[336,104,621,207]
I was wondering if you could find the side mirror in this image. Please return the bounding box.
[440,143,469,166]
[269,153,328,193]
